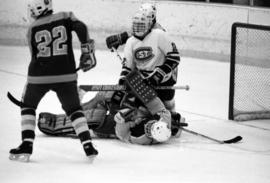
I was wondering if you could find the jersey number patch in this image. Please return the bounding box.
[35,26,68,58]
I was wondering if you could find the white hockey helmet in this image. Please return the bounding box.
[132,11,152,38]
[139,3,157,25]
[145,119,172,142]
[27,0,52,19]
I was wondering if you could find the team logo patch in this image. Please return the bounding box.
[134,47,154,62]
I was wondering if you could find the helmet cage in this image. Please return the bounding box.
[132,12,151,38]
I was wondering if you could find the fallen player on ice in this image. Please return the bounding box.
[38,71,187,145]
[37,70,243,145]
[38,90,187,145]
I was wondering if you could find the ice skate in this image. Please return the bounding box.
[9,141,33,162]
[83,142,98,163]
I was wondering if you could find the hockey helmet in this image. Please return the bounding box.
[28,0,52,19]
[145,119,171,142]
[139,3,157,25]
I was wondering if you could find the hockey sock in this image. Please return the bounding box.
[70,110,98,157]
[21,108,36,143]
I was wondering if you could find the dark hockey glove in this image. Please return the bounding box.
[171,112,187,136]
[118,65,132,85]
[147,65,171,86]
[118,77,126,85]
[114,108,135,124]
[106,32,129,49]
[80,39,96,72]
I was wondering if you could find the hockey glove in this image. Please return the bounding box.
[114,108,135,124]
[106,32,129,50]
[114,111,126,124]
[118,65,132,85]
[147,65,171,86]
[118,77,126,85]
[80,39,96,72]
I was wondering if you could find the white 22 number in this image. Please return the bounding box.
[35,26,67,58]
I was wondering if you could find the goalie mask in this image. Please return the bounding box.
[27,0,53,19]
[132,11,152,39]
[145,120,171,142]
[139,3,157,26]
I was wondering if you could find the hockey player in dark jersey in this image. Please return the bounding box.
[9,0,98,162]
[37,71,187,145]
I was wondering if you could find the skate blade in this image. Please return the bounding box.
[9,153,30,162]
[87,155,97,163]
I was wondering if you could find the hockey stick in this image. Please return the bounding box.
[79,84,190,91]
[181,127,242,144]
[7,92,28,108]
[111,48,190,91]
[7,66,81,108]
[111,47,124,63]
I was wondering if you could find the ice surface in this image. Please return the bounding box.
[0,46,270,183]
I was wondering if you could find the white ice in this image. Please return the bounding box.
[0,46,270,183]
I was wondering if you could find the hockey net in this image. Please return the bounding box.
[229,23,270,121]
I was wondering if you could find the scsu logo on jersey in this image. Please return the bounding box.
[134,47,154,62]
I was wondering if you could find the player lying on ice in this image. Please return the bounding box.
[38,71,187,145]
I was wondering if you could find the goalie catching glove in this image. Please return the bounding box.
[80,39,96,72]
[106,32,129,50]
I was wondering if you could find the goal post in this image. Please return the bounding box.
[229,22,270,121]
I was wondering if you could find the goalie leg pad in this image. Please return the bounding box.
[84,108,107,129]
[125,70,157,105]
[38,112,76,136]
[93,115,117,138]
[38,108,107,136]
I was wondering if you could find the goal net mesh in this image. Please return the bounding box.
[229,23,270,121]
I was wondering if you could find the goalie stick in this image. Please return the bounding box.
[181,127,242,144]
[79,84,190,91]
[110,48,190,90]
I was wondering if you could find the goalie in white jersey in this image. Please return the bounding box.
[120,10,180,111]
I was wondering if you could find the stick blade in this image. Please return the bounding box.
[223,136,243,144]
[7,92,23,107]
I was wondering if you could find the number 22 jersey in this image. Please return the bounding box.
[26,12,89,84]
